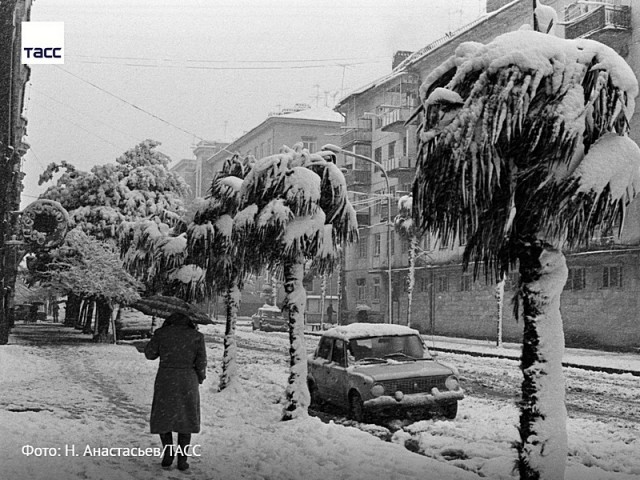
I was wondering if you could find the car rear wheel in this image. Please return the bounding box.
[441,401,458,420]
[348,392,366,422]
[308,381,322,409]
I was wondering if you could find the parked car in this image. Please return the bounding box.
[13,304,31,322]
[115,308,158,340]
[307,323,464,422]
[251,305,287,332]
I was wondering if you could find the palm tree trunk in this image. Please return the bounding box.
[281,259,309,421]
[219,284,240,391]
[407,235,418,327]
[516,242,568,480]
[338,250,347,325]
[495,274,505,347]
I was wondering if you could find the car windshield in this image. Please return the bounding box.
[348,335,428,362]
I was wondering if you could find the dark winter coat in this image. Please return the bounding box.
[144,318,207,434]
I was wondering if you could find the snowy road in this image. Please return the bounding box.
[3,322,639,480]
[229,324,640,425]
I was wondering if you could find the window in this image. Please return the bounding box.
[266,138,272,156]
[461,275,472,292]
[373,277,381,302]
[388,141,396,160]
[373,233,381,256]
[357,237,368,258]
[316,337,332,360]
[420,277,429,292]
[356,278,367,301]
[602,265,622,289]
[302,136,317,152]
[436,275,449,293]
[565,267,586,290]
[375,147,382,164]
[331,339,346,366]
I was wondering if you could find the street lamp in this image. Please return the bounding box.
[322,144,393,324]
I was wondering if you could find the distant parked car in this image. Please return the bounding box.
[251,305,287,332]
[115,308,158,340]
[13,304,31,322]
[307,324,464,422]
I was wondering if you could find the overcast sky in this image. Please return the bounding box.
[21,0,486,207]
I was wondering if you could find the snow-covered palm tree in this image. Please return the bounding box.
[187,154,254,391]
[236,144,358,420]
[412,30,640,479]
[394,195,420,327]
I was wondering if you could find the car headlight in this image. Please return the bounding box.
[445,375,460,391]
[371,384,385,397]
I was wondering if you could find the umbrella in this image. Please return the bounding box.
[355,304,372,312]
[130,295,213,325]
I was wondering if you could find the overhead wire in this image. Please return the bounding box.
[53,66,206,141]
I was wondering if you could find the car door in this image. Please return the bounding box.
[309,337,333,401]
[325,338,350,407]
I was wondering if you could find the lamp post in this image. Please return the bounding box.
[322,144,393,324]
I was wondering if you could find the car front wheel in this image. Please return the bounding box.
[348,392,366,422]
[441,401,458,420]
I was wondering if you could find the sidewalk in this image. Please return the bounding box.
[424,334,640,376]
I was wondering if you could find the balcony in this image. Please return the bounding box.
[340,128,372,148]
[345,169,371,187]
[564,3,631,54]
[380,107,414,133]
[382,155,415,175]
[380,202,399,221]
[356,212,370,227]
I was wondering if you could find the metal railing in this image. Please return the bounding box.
[564,4,631,39]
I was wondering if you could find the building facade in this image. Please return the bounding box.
[335,0,640,351]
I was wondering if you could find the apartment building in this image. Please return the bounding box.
[335,0,640,351]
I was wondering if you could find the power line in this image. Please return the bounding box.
[69,59,381,71]
[53,66,205,141]
[67,53,387,65]
[32,87,142,144]
[34,101,125,150]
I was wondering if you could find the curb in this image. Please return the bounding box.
[429,346,640,377]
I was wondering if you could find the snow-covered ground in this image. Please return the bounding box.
[1,322,639,479]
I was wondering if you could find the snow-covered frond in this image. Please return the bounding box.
[284,167,321,216]
[240,153,290,206]
[281,210,326,260]
[257,199,293,229]
[167,264,210,303]
[413,29,639,280]
[234,204,259,231]
[213,214,234,241]
[394,194,417,239]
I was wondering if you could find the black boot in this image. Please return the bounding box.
[159,432,174,468]
[177,433,191,471]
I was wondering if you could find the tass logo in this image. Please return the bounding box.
[21,22,64,65]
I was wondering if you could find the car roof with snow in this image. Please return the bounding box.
[321,323,420,340]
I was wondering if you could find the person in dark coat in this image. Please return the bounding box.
[144,312,207,471]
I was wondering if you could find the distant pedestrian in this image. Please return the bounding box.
[326,303,335,324]
[144,312,207,471]
[52,303,59,323]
